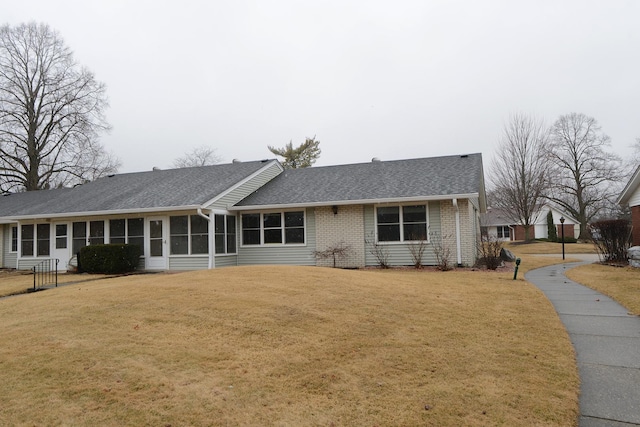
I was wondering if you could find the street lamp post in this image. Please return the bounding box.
[559,216,565,260]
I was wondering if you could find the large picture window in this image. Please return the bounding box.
[376,205,428,242]
[241,211,305,246]
[36,224,50,256]
[170,215,209,255]
[21,224,34,256]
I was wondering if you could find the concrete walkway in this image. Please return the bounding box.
[525,258,640,426]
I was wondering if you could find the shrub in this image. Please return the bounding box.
[547,211,558,242]
[557,236,577,244]
[476,231,503,270]
[79,244,142,274]
[589,219,632,262]
[313,242,353,268]
[365,232,389,269]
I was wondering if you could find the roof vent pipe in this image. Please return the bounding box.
[371,157,381,162]
[232,159,241,163]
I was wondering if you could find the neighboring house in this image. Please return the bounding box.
[0,153,486,271]
[481,205,578,241]
[618,164,640,246]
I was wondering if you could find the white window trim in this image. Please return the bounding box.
[19,223,52,258]
[374,203,430,244]
[240,210,307,247]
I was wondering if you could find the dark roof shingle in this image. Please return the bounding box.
[236,153,485,207]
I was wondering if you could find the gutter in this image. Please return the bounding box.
[452,198,462,266]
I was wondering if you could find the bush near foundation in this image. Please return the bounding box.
[79,244,141,274]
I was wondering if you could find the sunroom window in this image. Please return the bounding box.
[215,215,237,254]
[169,215,209,255]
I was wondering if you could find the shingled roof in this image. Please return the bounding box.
[235,153,485,209]
[0,160,277,219]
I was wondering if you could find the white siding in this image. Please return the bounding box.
[237,209,317,266]
[629,186,640,208]
[363,202,442,267]
[215,255,238,268]
[2,224,17,269]
[169,256,209,271]
[208,162,282,210]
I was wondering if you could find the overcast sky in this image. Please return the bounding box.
[4,1,639,174]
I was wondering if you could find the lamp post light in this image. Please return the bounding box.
[559,216,565,260]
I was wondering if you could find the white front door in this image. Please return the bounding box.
[51,222,71,271]
[146,217,167,270]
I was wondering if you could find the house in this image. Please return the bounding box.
[0,153,486,271]
[481,205,579,241]
[618,164,640,246]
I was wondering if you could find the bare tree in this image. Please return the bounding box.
[546,113,623,240]
[364,232,389,268]
[268,136,320,169]
[173,145,221,168]
[489,113,549,242]
[0,22,118,192]
[313,241,353,268]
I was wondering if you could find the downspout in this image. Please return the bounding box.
[197,208,214,269]
[452,199,462,266]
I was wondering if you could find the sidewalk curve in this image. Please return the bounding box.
[525,258,640,427]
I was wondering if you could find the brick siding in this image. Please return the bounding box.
[314,205,366,267]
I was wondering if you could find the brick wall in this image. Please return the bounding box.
[315,205,366,267]
[632,206,640,246]
[439,199,477,267]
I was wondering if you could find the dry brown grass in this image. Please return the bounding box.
[566,264,640,316]
[0,270,113,298]
[506,241,597,255]
[0,265,578,426]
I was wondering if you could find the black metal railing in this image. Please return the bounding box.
[33,259,59,291]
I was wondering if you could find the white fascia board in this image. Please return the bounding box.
[7,205,203,221]
[202,160,283,208]
[617,164,640,205]
[229,193,479,211]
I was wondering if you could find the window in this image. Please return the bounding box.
[215,214,237,254]
[37,224,50,256]
[284,211,305,244]
[497,226,510,239]
[241,214,260,245]
[109,219,126,244]
[241,211,305,246]
[170,216,189,255]
[18,223,50,257]
[109,218,144,249]
[376,205,428,242]
[263,213,282,244]
[89,221,104,245]
[56,224,67,249]
[169,215,209,255]
[191,216,209,254]
[127,218,144,249]
[21,224,34,256]
[11,226,17,252]
[72,222,87,254]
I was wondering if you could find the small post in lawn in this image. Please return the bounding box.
[513,258,521,280]
[559,216,565,260]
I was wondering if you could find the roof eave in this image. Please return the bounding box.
[230,193,480,211]
[6,205,204,221]
[617,164,640,205]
